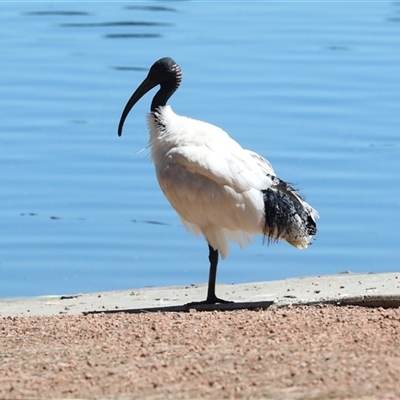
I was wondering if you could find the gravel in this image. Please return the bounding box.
[1,305,400,399]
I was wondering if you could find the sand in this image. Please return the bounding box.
[1,304,400,399]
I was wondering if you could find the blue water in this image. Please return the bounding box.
[1,2,399,298]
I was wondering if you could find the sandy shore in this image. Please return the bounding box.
[1,305,400,399]
[1,273,400,317]
[1,274,399,399]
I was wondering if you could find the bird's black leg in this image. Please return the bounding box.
[205,245,231,303]
[186,245,233,306]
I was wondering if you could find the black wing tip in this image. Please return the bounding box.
[262,186,317,243]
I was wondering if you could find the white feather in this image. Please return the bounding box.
[146,106,282,259]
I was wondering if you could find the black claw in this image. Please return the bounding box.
[206,295,233,304]
[185,296,233,307]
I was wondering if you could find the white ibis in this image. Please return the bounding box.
[118,57,318,305]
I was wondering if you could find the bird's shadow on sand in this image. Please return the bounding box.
[85,300,275,315]
[83,295,400,315]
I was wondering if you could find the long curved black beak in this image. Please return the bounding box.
[117,76,158,137]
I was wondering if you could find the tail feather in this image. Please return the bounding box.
[262,176,318,248]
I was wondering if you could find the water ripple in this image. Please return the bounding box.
[125,6,177,12]
[105,33,161,39]
[25,11,90,16]
[60,21,172,28]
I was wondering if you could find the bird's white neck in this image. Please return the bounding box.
[146,105,177,164]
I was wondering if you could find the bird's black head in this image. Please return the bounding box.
[148,57,182,89]
[118,57,182,137]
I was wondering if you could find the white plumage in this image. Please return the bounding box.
[118,57,318,305]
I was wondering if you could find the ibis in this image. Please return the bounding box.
[118,57,318,305]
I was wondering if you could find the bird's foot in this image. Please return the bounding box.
[185,295,233,307]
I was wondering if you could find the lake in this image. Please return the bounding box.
[1,1,399,298]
